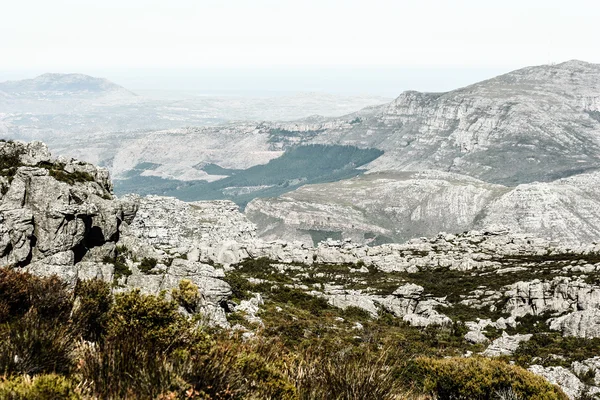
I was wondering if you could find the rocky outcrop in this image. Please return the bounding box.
[498,277,600,318]
[0,140,134,275]
[528,365,592,400]
[549,309,600,339]
[122,258,231,327]
[0,141,233,326]
[482,332,532,357]
[123,195,255,257]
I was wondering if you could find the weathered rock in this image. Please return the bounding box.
[464,330,489,344]
[549,309,600,338]
[122,258,232,327]
[482,332,532,357]
[528,365,587,400]
[0,141,133,270]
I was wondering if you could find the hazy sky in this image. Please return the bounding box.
[1,0,598,95]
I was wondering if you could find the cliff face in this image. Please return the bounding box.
[246,169,600,246]
[0,141,233,326]
[246,61,600,245]
[0,140,135,271]
[303,60,600,185]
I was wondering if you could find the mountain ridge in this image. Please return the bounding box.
[0,72,136,95]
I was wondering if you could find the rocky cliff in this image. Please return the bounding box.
[0,141,234,325]
[240,61,600,246]
[246,168,600,245]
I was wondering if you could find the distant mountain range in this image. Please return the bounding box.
[0,73,135,96]
[3,61,600,246]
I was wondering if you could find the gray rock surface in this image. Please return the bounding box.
[0,141,233,326]
[482,332,532,357]
[528,365,588,400]
[0,140,133,268]
[549,309,600,339]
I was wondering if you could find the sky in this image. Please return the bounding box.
[1,0,598,95]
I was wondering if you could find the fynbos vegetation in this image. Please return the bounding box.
[0,267,567,399]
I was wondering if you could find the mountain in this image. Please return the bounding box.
[0,73,389,142]
[6,61,600,245]
[244,60,600,245]
[0,73,135,96]
[278,60,600,185]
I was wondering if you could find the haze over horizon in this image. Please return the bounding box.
[2,0,598,96]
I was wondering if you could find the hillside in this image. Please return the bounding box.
[0,73,134,95]
[6,140,600,398]
[246,61,600,245]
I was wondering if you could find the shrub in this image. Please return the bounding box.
[172,279,200,313]
[78,337,180,399]
[35,161,95,185]
[409,356,568,400]
[79,290,206,398]
[289,347,403,400]
[0,311,76,376]
[223,271,253,302]
[73,279,112,341]
[0,145,24,182]
[139,257,158,273]
[0,268,72,324]
[234,340,298,400]
[0,268,33,322]
[177,341,243,399]
[107,290,188,350]
[104,246,133,282]
[0,374,80,400]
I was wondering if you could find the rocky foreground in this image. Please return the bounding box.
[3,141,600,397]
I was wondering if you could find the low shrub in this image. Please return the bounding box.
[0,374,80,400]
[172,279,200,313]
[73,279,112,341]
[139,257,158,273]
[290,347,403,400]
[36,161,95,185]
[409,356,568,400]
[0,268,71,323]
[0,311,76,376]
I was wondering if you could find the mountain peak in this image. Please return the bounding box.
[0,73,135,96]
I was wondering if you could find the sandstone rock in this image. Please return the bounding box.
[464,330,489,344]
[0,141,130,271]
[528,365,586,400]
[549,309,600,338]
[482,332,532,357]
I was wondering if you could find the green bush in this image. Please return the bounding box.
[0,268,71,323]
[139,257,158,273]
[35,161,95,185]
[409,356,568,400]
[73,279,112,341]
[172,279,200,313]
[104,246,133,281]
[107,290,188,350]
[0,144,24,184]
[0,311,76,376]
[289,347,403,400]
[0,374,80,400]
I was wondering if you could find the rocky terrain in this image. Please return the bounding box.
[15,61,600,248]
[4,140,600,396]
[245,60,600,245]
[116,183,600,398]
[246,168,600,245]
